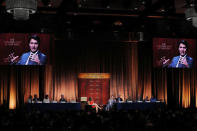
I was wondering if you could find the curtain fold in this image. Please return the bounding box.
[0,67,9,106]
[153,69,167,102]
[138,42,152,101]
[44,65,53,100]
[21,67,39,103]
[9,67,16,109]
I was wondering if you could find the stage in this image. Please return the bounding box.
[24,101,166,111]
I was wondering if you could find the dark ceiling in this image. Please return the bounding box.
[0,0,197,39]
[0,0,189,17]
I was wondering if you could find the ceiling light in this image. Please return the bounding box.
[185,7,197,27]
[6,0,37,20]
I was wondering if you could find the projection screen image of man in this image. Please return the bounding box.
[161,40,193,68]
[9,35,46,65]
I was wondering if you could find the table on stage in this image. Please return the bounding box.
[25,103,81,111]
[116,101,166,110]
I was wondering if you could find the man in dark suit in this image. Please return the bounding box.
[106,95,116,111]
[150,96,157,102]
[9,35,46,65]
[59,94,67,103]
[161,40,193,68]
[33,94,39,103]
[116,95,123,103]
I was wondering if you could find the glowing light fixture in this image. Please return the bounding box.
[185,5,197,27]
[6,0,37,20]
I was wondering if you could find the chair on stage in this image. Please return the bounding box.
[85,105,96,112]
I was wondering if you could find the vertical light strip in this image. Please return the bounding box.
[9,68,16,109]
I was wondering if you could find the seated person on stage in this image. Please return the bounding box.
[115,95,123,103]
[150,95,157,102]
[126,96,133,102]
[32,94,39,103]
[106,95,116,111]
[69,97,76,103]
[27,95,33,103]
[59,94,67,103]
[43,94,50,103]
[144,96,149,102]
[87,97,101,113]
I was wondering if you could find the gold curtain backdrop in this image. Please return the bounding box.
[0,67,8,106]
[9,67,17,109]
[153,69,168,104]
[22,67,40,104]
[44,66,53,100]
[53,67,78,101]
[0,42,197,108]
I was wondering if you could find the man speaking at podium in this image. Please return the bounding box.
[9,35,46,65]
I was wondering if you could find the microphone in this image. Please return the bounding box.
[179,57,183,64]
[29,51,38,61]
[29,52,33,60]
[179,55,186,64]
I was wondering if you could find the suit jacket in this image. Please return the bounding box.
[17,51,46,65]
[168,55,193,68]
[108,98,116,105]
[59,98,67,102]
[150,98,157,102]
[116,97,123,102]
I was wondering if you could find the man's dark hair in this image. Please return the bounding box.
[178,40,188,49]
[28,35,40,44]
[45,94,49,98]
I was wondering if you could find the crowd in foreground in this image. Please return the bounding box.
[1,105,197,131]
